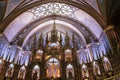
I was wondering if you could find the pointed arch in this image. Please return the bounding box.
[18,66,26,80]
[82,64,89,78]
[66,64,74,79]
[93,61,101,76]
[5,63,14,78]
[32,65,40,80]
[103,57,112,72]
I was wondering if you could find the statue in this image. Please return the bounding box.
[46,64,51,78]
[103,57,112,72]
[66,64,74,79]
[93,62,100,76]
[68,71,73,79]
[5,67,14,78]
[32,70,38,80]
[18,67,26,80]
[82,64,89,78]
[84,69,89,78]
[32,65,40,80]
[46,63,60,79]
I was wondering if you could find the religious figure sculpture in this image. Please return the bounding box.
[35,50,43,61]
[32,67,40,80]
[103,57,112,72]
[32,70,38,80]
[18,67,26,80]
[82,64,89,78]
[66,70,74,79]
[66,64,74,79]
[93,62,100,76]
[5,65,14,79]
[46,63,60,79]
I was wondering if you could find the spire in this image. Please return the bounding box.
[72,34,75,41]
[34,34,37,50]
[46,33,49,43]
[65,31,70,48]
[59,33,62,46]
[39,33,43,49]
[51,20,58,42]
[31,34,37,51]
[60,33,62,42]
[53,20,56,30]
[72,34,76,48]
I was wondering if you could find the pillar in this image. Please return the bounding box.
[104,25,120,76]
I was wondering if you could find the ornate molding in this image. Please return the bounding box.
[104,25,114,33]
[0,0,105,32]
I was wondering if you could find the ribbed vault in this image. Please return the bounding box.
[2,2,103,47]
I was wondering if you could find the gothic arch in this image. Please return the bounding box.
[0,0,105,33]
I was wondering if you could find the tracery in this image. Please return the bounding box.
[0,1,116,80]
[28,3,77,20]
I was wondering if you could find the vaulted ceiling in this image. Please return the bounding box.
[0,0,120,47]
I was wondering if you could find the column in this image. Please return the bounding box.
[104,25,118,53]
[72,48,80,80]
[104,25,120,76]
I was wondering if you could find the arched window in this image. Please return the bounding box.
[82,64,89,78]
[66,64,74,79]
[103,57,112,72]
[18,66,26,80]
[93,61,100,76]
[5,63,14,78]
[32,65,40,80]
